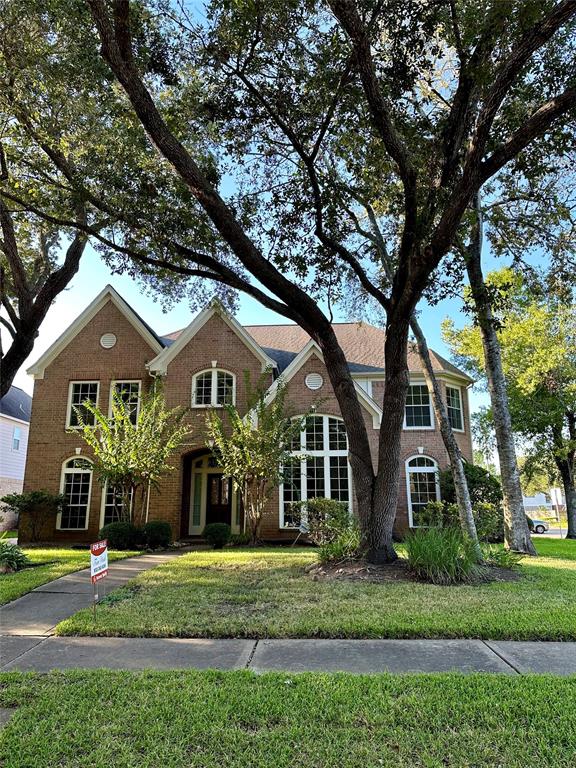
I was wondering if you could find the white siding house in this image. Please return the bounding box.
[0,386,32,530]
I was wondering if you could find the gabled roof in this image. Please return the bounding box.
[0,386,32,422]
[27,285,164,379]
[262,339,382,428]
[148,301,277,375]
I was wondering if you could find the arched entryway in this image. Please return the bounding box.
[181,449,243,537]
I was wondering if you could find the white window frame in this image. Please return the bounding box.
[405,455,441,528]
[403,382,434,430]
[12,426,21,451]
[188,453,241,536]
[58,457,93,531]
[279,414,352,529]
[99,480,133,529]
[191,369,236,408]
[445,385,464,433]
[66,381,100,429]
[109,380,142,423]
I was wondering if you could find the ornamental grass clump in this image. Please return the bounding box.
[405,526,480,585]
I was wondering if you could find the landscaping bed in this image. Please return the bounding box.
[56,539,576,640]
[0,547,141,605]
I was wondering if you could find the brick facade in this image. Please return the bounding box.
[22,288,474,543]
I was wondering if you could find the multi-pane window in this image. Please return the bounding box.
[12,426,21,451]
[192,369,235,407]
[446,386,463,431]
[112,381,141,425]
[281,415,351,528]
[60,458,92,529]
[68,382,99,427]
[406,456,440,527]
[102,482,131,527]
[405,384,433,428]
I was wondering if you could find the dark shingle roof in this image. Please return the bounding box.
[0,386,32,422]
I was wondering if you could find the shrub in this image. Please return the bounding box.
[405,526,480,585]
[317,524,360,563]
[440,462,503,508]
[0,541,30,573]
[0,491,65,542]
[230,532,251,546]
[418,498,503,543]
[99,521,140,550]
[482,544,524,570]
[203,522,231,549]
[300,498,351,546]
[143,521,172,549]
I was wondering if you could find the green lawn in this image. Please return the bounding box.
[56,538,576,640]
[0,547,140,605]
[1,670,575,767]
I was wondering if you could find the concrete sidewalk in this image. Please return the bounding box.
[2,636,576,675]
[0,548,191,636]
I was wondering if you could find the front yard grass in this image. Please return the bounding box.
[0,547,140,605]
[1,670,575,768]
[57,538,576,640]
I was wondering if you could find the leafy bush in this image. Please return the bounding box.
[440,462,503,508]
[317,524,360,563]
[230,532,251,546]
[143,521,172,549]
[0,541,30,572]
[482,544,524,570]
[418,498,503,543]
[302,498,351,546]
[99,521,140,550]
[0,491,65,542]
[203,523,231,549]
[405,526,480,585]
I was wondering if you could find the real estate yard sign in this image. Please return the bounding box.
[90,540,109,583]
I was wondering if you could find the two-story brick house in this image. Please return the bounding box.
[23,285,473,543]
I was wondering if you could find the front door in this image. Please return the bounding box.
[206,474,232,526]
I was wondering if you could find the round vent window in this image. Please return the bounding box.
[100,333,117,349]
[305,372,323,390]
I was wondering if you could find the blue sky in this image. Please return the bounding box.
[7,243,490,415]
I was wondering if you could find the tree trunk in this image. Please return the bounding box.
[465,197,536,555]
[0,327,37,398]
[410,317,482,560]
[553,417,576,540]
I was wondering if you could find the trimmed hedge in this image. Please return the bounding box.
[203,523,231,549]
[143,521,172,549]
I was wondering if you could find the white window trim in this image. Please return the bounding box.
[99,481,133,529]
[188,454,240,535]
[355,378,373,397]
[405,454,441,528]
[58,457,93,531]
[12,426,21,451]
[66,381,100,429]
[109,379,142,421]
[191,369,236,408]
[279,414,353,529]
[403,381,435,431]
[445,385,465,433]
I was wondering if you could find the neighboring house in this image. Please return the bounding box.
[22,285,473,543]
[0,386,32,530]
[523,489,566,517]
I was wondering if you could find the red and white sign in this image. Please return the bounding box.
[90,540,108,584]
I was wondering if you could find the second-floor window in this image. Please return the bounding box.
[192,369,235,407]
[446,386,464,431]
[404,384,433,429]
[67,382,99,428]
[12,426,21,451]
[111,381,141,425]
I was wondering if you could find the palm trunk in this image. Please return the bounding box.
[465,196,535,555]
[410,317,482,560]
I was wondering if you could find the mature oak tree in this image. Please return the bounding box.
[2,0,575,560]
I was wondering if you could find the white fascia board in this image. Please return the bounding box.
[148,301,276,375]
[27,285,163,379]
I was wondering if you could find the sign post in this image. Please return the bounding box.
[90,539,108,621]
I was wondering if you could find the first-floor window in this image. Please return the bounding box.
[60,458,93,529]
[102,482,132,527]
[446,385,464,431]
[281,415,351,528]
[406,455,440,527]
[12,426,21,451]
[68,381,99,427]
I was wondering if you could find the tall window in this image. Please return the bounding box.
[192,369,235,407]
[281,415,350,528]
[404,384,433,428]
[12,426,21,451]
[406,455,440,527]
[59,458,93,529]
[446,386,464,431]
[111,380,141,425]
[67,382,99,427]
[101,482,131,527]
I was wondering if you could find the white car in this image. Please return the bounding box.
[531,519,550,534]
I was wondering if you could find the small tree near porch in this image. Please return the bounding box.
[206,381,305,545]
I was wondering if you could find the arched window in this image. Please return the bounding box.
[280,415,351,529]
[405,455,440,527]
[59,457,93,530]
[192,369,235,407]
